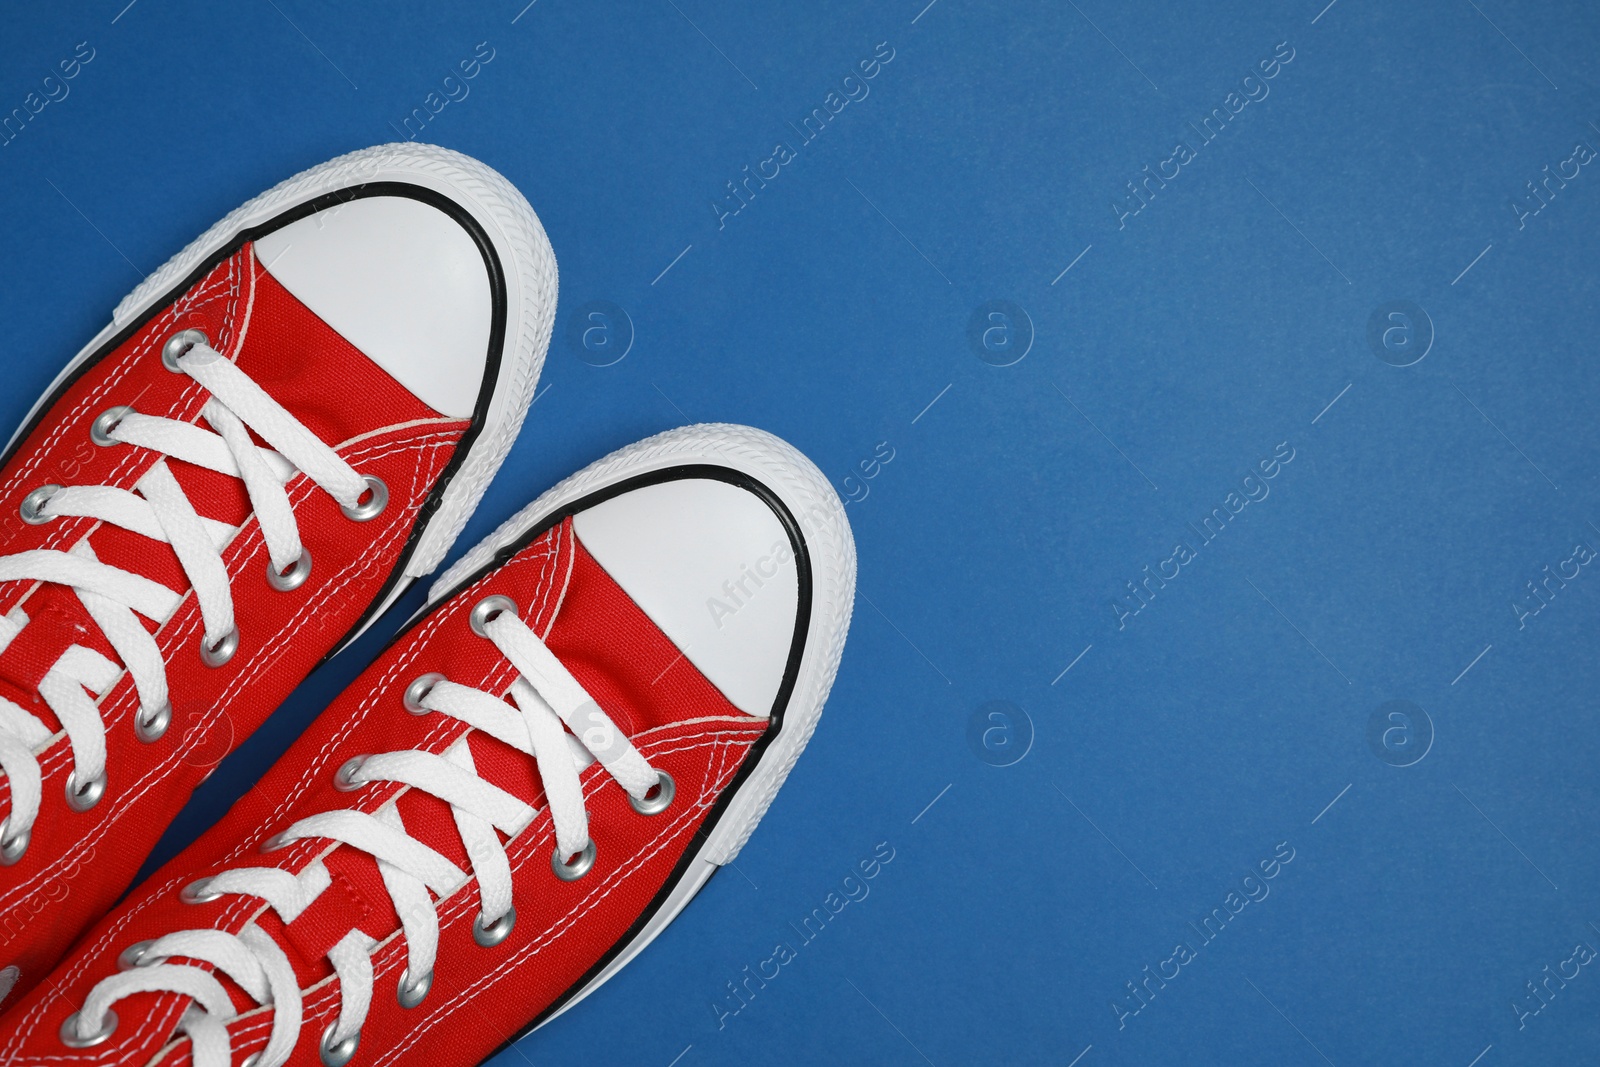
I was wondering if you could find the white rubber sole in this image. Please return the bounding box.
[5,143,557,635]
[426,423,856,1034]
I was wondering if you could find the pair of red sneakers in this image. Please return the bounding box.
[0,145,855,1066]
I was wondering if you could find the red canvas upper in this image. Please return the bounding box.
[0,517,770,1066]
[0,245,471,1007]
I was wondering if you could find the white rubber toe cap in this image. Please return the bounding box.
[254,195,492,418]
[572,477,800,718]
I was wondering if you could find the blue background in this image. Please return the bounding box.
[4,1,1600,1064]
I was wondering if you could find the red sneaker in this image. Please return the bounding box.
[0,424,854,1067]
[0,143,557,1010]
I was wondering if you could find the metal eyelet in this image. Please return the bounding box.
[0,816,30,865]
[135,701,172,743]
[339,475,388,522]
[403,673,446,714]
[59,1009,117,1048]
[65,769,105,812]
[19,484,60,525]
[333,756,367,791]
[90,405,135,447]
[199,627,239,668]
[162,328,209,372]
[180,877,222,904]
[320,1024,360,1067]
[396,968,432,1009]
[117,939,162,970]
[260,831,297,853]
[266,549,313,592]
[468,595,518,638]
[628,770,675,817]
[551,839,596,882]
[472,906,517,948]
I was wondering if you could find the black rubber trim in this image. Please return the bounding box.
[1,180,510,663]
[394,462,813,1061]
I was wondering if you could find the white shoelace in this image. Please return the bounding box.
[65,609,668,1066]
[0,339,382,865]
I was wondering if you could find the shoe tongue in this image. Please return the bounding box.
[0,589,123,725]
[92,457,251,585]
